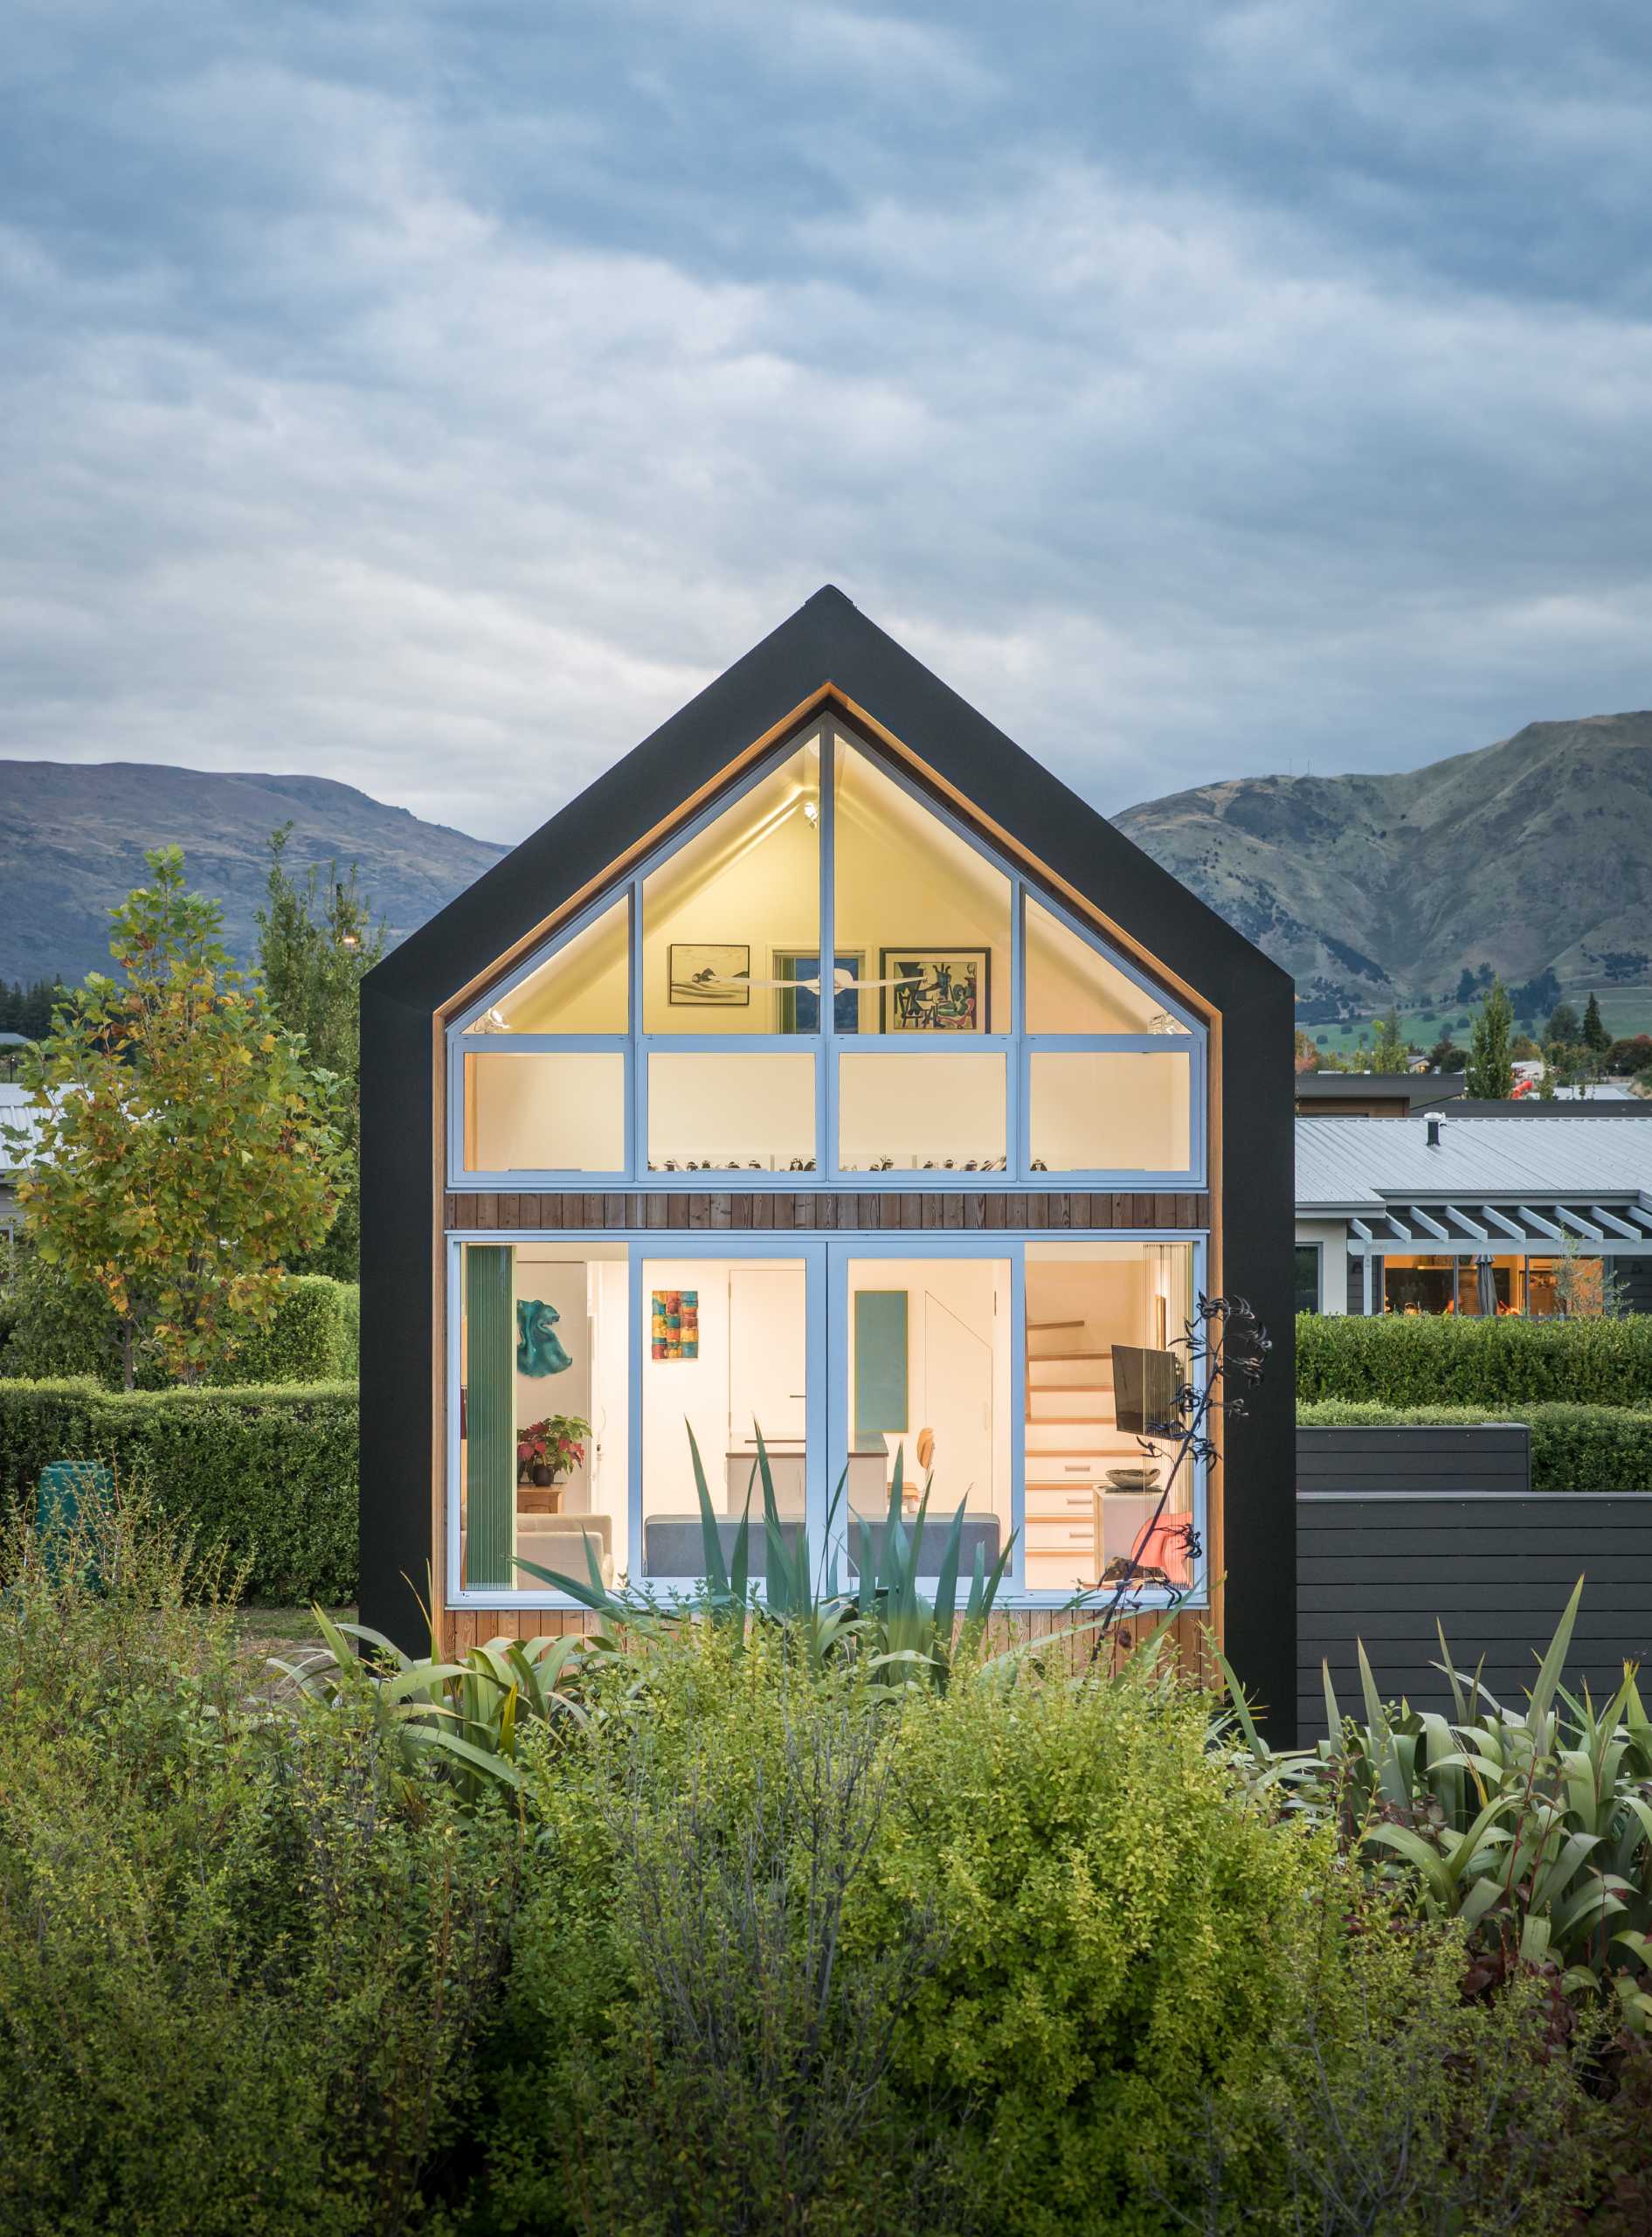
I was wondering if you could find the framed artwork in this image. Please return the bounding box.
[668,943,750,1006]
[878,947,989,1034]
[772,952,863,1035]
[651,1289,699,1361]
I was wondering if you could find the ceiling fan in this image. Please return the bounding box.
[693,965,913,994]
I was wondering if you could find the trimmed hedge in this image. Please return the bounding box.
[1298,1399,1652,1493]
[0,1259,358,1389]
[211,1276,359,1385]
[1297,1310,1652,1408]
[0,1379,357,1602]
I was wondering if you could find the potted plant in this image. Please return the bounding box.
[516,1414,591,1506]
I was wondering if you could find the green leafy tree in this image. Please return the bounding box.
[3,848,341,1387]
[1545,1000,1580,1047]
[1582,992,1610,1055]
[1464,978,1515,1100]
[1370,1007,1411,1073]
[255,824,384,1278]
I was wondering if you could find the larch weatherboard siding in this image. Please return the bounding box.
[445,1191,1210,1232]
[439,1601,1221,1686]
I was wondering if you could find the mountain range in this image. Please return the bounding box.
[2,713,1649,1007]
[0,762,506,986]
[1114,711,1652,1016]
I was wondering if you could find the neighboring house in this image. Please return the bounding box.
[0,1032,31,1085]
[361,587,1295,1721]
[1295,1111,1652,1315]
[0,1081,54,1239]
[1295,1070,1465,1118]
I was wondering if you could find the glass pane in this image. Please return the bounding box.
[476,895,628,1033]
[1293,1244,1322,1315]
[837,1051,1006,1173]
[1381,1255,1456,1314]
[833,735,1010,1032]
[458,1243,629,1593]
[1024,1242,1196,1596]
[641,738,822,1033]
[640,1257,807,1577]
[1028,1049,1192,1173]
[1025,895,1173,1035]
[647,1050,815,1172]
[844,1257,1013,1579]
[463,1051,626,1173]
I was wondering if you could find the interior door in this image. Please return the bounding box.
[922,1288,992,1506]
[728,1266,808,1447]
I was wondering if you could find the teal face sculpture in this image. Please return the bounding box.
[516,1299,573,1377]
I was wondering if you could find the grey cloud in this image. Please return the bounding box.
[0,0,1649,843]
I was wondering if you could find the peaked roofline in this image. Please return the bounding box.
[368,585,1288,1015]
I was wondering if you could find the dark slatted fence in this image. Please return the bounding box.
[1296,1425,1652,1742]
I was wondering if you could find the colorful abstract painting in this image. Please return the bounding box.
[651,1288,699,1360]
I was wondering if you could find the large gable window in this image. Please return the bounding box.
[449,718,1204,1186]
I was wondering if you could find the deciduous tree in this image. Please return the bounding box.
[3,848,341,1387]
[255,824,384,1278]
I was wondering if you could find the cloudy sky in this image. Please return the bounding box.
[3,1,1649,841]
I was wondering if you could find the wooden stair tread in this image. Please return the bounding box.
[1026,1319,1084,1332]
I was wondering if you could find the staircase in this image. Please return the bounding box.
[1022,1320,1148,1593]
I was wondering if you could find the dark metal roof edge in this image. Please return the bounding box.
[364,585,1288,1015]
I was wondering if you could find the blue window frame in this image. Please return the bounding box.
[445,1229,1209,1615]
[446,717,1206,1189]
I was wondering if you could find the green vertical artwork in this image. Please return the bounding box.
[466,1243,515,1589]
[854,1290,909,1444]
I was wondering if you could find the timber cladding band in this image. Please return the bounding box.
[444,1192,1212,1231]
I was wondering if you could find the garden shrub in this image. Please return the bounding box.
[0,1243,128,1382]
[0,1490,521,2237]
[1299,1399,1652,1491]
[476,1624,1622,2234]
[0,1243,357,1387]
[213,1273,359,1384]
[485,1626,1531,2237]
[1297,1308,1652,1408]
[0,1377,357,1601]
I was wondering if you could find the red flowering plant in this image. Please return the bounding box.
[516,1414,591,1481]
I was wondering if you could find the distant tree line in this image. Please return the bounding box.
[0,978,67,1040]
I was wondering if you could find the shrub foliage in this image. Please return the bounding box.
[1297,1308,1652,1407]
[0,1490,521,2237]
[0,1377,356,1602]
[1300,1397,1652,1491]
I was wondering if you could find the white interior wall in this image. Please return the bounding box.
[641,745,822,1035]
[845,1256,1012,1531]
[838,1050,1006,1168]
[468,1051,626,1172]
[834,742,1012,1031]
[498,895,630,1032]
[647,1050,815,1167]
[1025,897,1165,1033]
[639,1257,808,1527]
[513,1251,594,1506]
[1029,1049,1191,1171]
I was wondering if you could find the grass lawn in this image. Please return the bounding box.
[1304,980,1652,1060]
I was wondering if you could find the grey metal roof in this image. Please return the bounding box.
[0,1084,58,1178]
[1296,1113,1652,1215]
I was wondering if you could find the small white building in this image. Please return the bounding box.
[0,1083,59,1240]
[1296,1110,1652,1316]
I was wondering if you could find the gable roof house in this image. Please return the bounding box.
[361,589,1296,1731]
[1295,1111,1652,1317]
